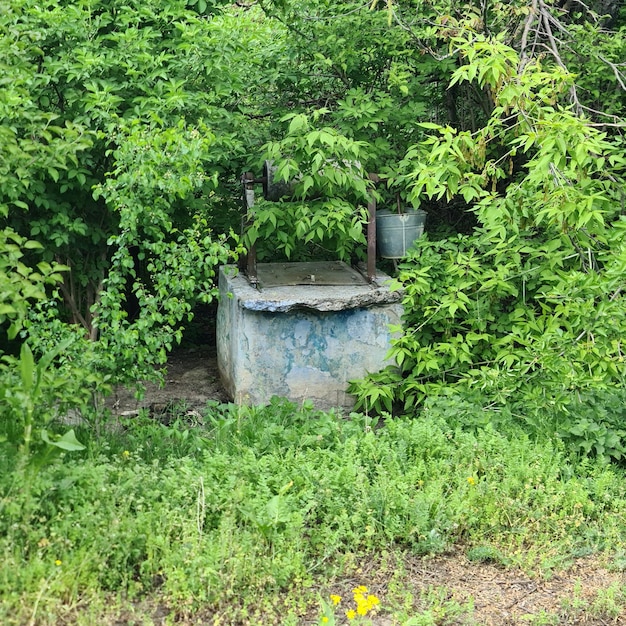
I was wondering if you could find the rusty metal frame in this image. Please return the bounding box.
[240,170,379,286]
[240,172,258,285]
[367,173,379,284]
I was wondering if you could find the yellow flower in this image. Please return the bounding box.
[122,450,130,458]
[346,609,356,620]
[321,618,329,624]
[356,593,380,615]
[467,476,476,486]
[54,559,62,566]
[353,585,368,594]
[366,594,380,608]
[330,594,341,606]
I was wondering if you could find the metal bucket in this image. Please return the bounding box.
[376,209,427,259]
[262,160,299,201]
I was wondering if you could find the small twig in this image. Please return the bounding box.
[390,8,447,59]
[597,53,626,92]
[574,330,587,343]
[196,476,205,539]
[504,583,537,609]
[28,576,52,626]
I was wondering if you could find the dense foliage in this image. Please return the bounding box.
[350,33,626,424]
[1,0,626,462]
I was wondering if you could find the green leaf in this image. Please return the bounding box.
[23,240,43,250]
[418,122,444,130]
[288,115,307,134]
[20,343,35,391]
[41,429,86,451]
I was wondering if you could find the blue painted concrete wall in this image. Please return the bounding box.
[217,265,403,409]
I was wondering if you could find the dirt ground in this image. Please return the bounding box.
[357,551,626,625]
[104,346,229,417]
[124,551,625,625]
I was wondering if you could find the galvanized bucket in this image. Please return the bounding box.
[376,209,427,259]
[262,160,299,201]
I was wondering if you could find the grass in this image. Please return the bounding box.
[1,396,626,624]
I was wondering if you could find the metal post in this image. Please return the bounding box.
[241,172,258,285]
[367,173,379,283]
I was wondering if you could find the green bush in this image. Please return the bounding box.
[350,34,626,419]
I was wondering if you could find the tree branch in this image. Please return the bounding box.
[597,53,626,92]
[519,0,539,71]
[538,0,583,114]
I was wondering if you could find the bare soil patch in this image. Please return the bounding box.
[105,346,229,418]
[357,551,625,625]
[105,304,230,417]
[114,553,624,625]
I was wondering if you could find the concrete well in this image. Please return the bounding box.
[216,262,403,410]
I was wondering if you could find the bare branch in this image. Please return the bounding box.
[578,103,626,124]
[584,121,626,128]
[538,1,569,73]
[390,8,453,60]
[519,0,539,72]
[597,53,626,92]
[538,0,583,114]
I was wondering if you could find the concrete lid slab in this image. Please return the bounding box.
[220,263,403,313]
[256,261,366,287]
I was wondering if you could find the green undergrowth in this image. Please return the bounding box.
[1,396,625,624]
